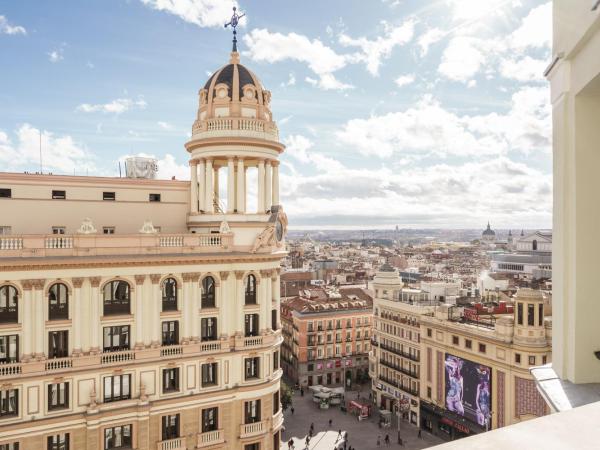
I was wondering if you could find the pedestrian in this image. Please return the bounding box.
[310,422,314,431]
[377,435,381,447]
[305,435,310,446]
[329,418,333,427]
[291,406,295,415]
[385,434,390,446]
[337,429,342,441]
[345,431,349,442]
[301,387,304,397]
[418,429,422,439]
[288,438,294,449]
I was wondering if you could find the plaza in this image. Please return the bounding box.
[280,388,443,449]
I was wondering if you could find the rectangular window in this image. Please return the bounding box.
[48,330,68,359]
[161,414,180,440]
[48,382,69,410]
[103,192,116,201]
[245,444,260,450]
[273,351,279,371]
[528,304,535,326]
[202,407,218,433]
[478,343,486,353]
[52,226,66,235]
[273,391,280,414]
[539,303,544,326]
[103,374,131,402]
[515,353,521,364]
[542,355,547,364]
[47,434,69,450]
[244,399,261,424]
[103,325,130,352]
[103,227,115,235]
[0,188,11,198]
[0,334,19,363]
[0,443,19,450]
[52,190,66,200]
[200,317,217,341]
[0,389,18,417]
[307,322,314,332]
[163,368,180,393]
[0,286,18,324]
[104,424,132,450]
[244,357,260,380]
[529,355,536,365]
[465,339,472,349]
[161,321,179,346]
[149,193,161,202]
[201,362,218,386]
[0,226,12,235]
[452,336,459,345]
[517,303,523,325]
[271,309,278,330]
[245,314,259,337]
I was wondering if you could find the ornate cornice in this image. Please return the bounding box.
[260,270,272,278]
[32,279,45,290]
[21,280,33,291]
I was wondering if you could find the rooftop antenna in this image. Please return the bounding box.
[39,129,43,174]
[224,6,246,52]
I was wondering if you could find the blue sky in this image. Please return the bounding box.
[0,0,552,229]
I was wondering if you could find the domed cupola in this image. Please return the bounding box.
[192,51,277,140]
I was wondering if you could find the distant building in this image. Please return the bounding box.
[481,222,496,243]
[420,289,551,441]
[491,231,552,278]
[280,287,373,388]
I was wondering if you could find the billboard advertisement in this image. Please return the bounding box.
[444,353,491,428]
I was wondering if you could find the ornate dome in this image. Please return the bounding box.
[203,58,265,104]
[482,222,496,236]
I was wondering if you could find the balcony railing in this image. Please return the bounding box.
[379,343,419,362]
[101,349,135,365]
[46,356,73,371]
[379,358,419,379]
[0,232,233,258]
[379,375,419,396]
[160,345,183,357]
[0,361,22,377]
[240,420,266,439]
[197,430,224,448]
[192,118,279,142]
[157,437,184,450]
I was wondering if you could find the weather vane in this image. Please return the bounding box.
[224,6,246,52]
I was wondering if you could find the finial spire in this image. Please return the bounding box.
[224,6,246,53]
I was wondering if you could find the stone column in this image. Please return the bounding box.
[134,275,146,350]
[237,158,245,213]
[271,270,280,329]
[272,162,280,206]
[227,158,236,213]
[190,273,201,342]
[89,277,101,354]
[258,159,265,213]
[214,165,220,208]
[72,278,84,355]
[181,273,193,343]
[265,160,273,212]
[218,272,229,338]
[260,271,272,332]
[198,158,206,212]
[190,160,198,213]
[150,274,161,347]
[205,158,214,213]
[33,279,45,358]
[21,280,33,361]
[235,271,246,336]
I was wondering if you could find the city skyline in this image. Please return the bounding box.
[0,0,551,229]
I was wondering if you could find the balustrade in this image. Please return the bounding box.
[197,430,224,448]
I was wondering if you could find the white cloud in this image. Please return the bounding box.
[438,36,489,82]
[281,72,296,87]
[338,19,416,76]
[417,27,445,56]
[157,121,174,130]
[395,74,415,87]
[0,124,96,174]
[446,0,516,23]
[0,15,26,35]
[244,29,353,91]
[77,97,148,114]
[140,0,239,28]
[48,49,64,63]
[335,85,550,158]
[499,55,546,82]
[509,2,552,50]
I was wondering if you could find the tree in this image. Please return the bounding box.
[280,381,293,411]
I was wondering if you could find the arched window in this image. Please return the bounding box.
[49,283,69,320]
[532,239,538,251]
[201,276,216,308]
[245,275,257,305]
[0,285,18,324]
[162,278,178,311]
[103,281,130,316]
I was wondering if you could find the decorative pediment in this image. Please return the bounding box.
[77,218,97,234]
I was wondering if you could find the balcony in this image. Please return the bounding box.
[379,375,419,396]
[101,349,135,365]
[191,117,280,142]
[273,411,284,430]
[379,358,419,379]
[379,343,419,362]
[157,437,184,450]
[240,420,266,439]
[0,232,233,259]
[197,429,224,448]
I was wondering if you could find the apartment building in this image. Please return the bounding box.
[0,48,286,450]
[280,286,372,388]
